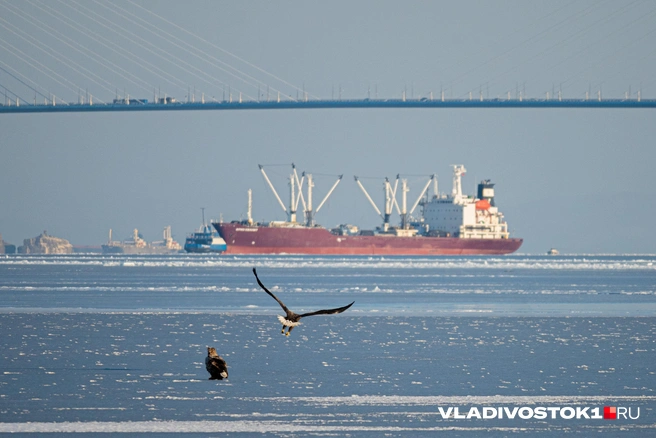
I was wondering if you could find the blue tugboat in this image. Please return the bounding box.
[184,208,227,253]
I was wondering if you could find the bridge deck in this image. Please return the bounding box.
[1,98,655,114]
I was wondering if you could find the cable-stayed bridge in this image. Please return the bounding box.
[2,1,656,115]
[1,97,655,114]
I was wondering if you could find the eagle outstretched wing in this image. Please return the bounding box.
[253,268,291,314]
[299,301,355,318]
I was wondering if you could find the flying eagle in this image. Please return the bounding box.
[205,347,228,380]
[252,268,354,336]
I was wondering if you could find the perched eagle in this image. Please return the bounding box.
[252,268,354,336]
[205,347,228,380]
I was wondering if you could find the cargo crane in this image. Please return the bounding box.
[354,174,434,232]
[258,164,342,226]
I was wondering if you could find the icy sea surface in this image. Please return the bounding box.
[0,254,655,436]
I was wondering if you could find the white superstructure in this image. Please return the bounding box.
[421,165,510,239]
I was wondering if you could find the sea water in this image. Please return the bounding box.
[0,254,654,436]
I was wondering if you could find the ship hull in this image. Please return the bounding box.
[213,223,522,255]
[183,244,212,253]
[101,245,180,255]
[183,243,227,253]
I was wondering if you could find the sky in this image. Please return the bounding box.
[1,0,655,254]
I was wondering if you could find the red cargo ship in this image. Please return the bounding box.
[213,222,522,255]
[212,164,522,256]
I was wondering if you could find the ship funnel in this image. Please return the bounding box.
[477,180,495,206]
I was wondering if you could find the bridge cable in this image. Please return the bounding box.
[0,63,56,104]
[0,80,29,105]
[448,0,610,98]
[0,37,84,104]
[2,1,156,100]
[566,5,656,95]
[434,0,578,97]
[543,0,652,77]
[0,16,130,100]
[503,0,646,98]
[64,0,254,101]
[127,0,317,100]
[32,0,193,98]
[104,0,294,102]
[472,0,642,99]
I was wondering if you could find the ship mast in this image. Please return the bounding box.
[289,169,296,222]
[383,177,394,232]
[247,189,253,225]
[451,165,466,204]
[388,175,410,228]
[400,178,409,229]
[293,167,306,219]
[306,173,313,225]
[394,175,434,229]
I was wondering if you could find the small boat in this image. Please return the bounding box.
[184,209,227,253]
[547,248,559,255]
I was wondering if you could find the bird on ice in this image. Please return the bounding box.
[252,267,354,336]
[205,347,228,380]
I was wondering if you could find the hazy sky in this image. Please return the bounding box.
[1,0,655,254]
